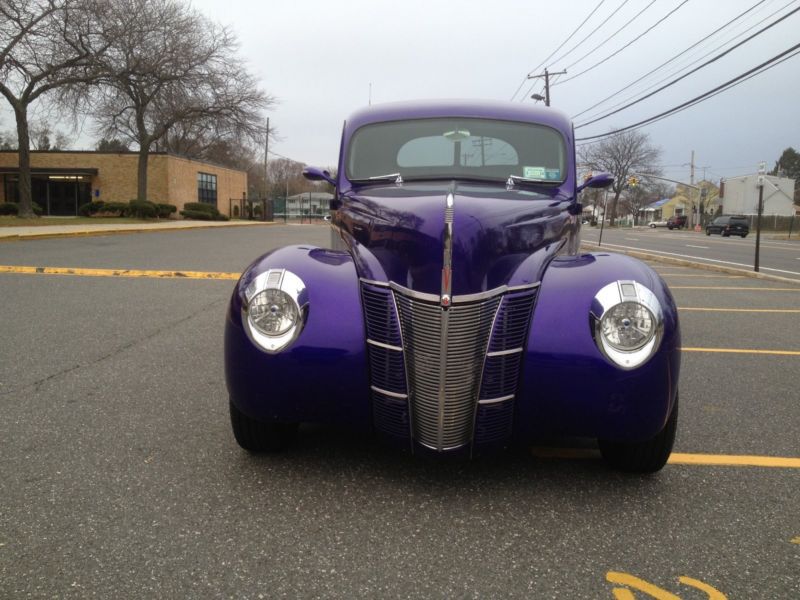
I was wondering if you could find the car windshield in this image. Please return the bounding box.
[347,117,566,184]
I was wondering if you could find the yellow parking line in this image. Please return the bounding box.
[679,307,800,313]
[668,453,800,468]
[670,286,800,291]
[660,274,745,278]
[682,347,800,356]
[532,448,800,468]
[0,265,240,280]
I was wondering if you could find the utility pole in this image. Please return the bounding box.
[263,118,270,222]
[689,150,696,228]
[755,161,766,272]
[527,68,567,106]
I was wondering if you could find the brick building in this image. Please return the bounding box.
[0,151,247,217]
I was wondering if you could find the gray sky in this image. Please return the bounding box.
[5,0,799,185]
[191,0,800,183]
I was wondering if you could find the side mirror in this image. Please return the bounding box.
[577,171,614,193]
[303,166,337,187]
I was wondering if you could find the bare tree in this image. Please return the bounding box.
[579,130,661,226]
[92,0,273,202]
[29,118,70,150]
[0,0,104,216]
[95,137,129,152]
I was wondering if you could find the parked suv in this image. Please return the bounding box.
[667,215,687,230]
[705,215,749,238]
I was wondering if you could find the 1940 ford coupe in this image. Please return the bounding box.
[225,100,680,472]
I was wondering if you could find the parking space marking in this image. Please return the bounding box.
[0,265,240,280]
[606,571,727,600]
[685,244,709,249]
[670,286,800,291]
[531,448,800,469]
[661,274,745,278]
[679,307,800,313]
[682,347,800,356]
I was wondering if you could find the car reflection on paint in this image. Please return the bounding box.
[224,100,681,473]
[648,220,668,228]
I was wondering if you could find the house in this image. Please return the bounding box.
[720,173,795,216]
[0,150,247,217]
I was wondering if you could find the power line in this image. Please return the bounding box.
[509,0,607,101]
[562,0,657,72]
[515,0,632,102]
[554,0,691,86]
[572,0,780,121]
[576,41,800,143]
[575,4,800,129]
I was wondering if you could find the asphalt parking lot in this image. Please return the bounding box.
[1,225,798,599]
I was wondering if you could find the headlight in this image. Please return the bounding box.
[591,281,663,369]
[242,269,307,354]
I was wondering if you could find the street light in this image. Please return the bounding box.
[531,93,546,103]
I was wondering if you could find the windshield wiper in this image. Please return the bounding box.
[351,173,403,185]
[506,174,557,190]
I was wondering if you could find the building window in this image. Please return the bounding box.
[197,172,217,205]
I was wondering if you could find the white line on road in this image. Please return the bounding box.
[686,244,709,249]
[625,237,640,241]
[582,241,800,277]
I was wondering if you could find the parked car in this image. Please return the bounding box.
[225,100,681,473]
[667,215,687,230]
[705,215,749,237]
[648,220,668,228]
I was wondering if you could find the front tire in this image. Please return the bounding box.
[599,396,678,473]
[229,399,298,452]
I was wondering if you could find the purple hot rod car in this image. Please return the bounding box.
[225,100,680,472]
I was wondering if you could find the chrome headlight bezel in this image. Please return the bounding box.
[241,269,308,354]
[590,280,664,370]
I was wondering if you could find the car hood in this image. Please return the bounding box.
[336,181,576,296]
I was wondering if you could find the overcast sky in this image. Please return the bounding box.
[5,0,799,184]
[189,0,800,183]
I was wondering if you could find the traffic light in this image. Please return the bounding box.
[627,175,639,187]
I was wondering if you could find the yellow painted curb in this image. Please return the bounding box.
[0,265,240,280]
[682,347,800,356]
[531,448,800,468]
[0,221,278,242]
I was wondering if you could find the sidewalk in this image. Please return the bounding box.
[0,219,275,241]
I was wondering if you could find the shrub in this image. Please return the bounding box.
[179,209,215,221]
[0,202,19,215]
[79,201,106,217]
[126,200,158,219]
[157,203,177,218]
[99,201,128,216]
[31,201,43,216]
[183,202,218,215]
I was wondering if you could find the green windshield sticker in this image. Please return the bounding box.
[545,168,561,180]
[523,166,546,179]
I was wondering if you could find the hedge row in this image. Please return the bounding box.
[78,200,177,219]
[180,202,229,221]
[0,202,43,216]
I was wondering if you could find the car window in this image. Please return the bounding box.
[713,217,728,224]
[347,117,566,183]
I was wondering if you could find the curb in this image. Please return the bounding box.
[581,242,800,286]
[0,221,279,242]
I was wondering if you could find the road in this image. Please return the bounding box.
[1,225,798,598]
[581,225,800,281]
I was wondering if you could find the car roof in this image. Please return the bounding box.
[344,99,573,137]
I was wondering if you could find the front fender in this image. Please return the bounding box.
[516,252,681,442]
[225,245,370,426]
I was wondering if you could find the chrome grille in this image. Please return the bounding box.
[361,281,537,450]
[395,292,500,450]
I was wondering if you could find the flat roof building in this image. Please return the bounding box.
[0,151,247,217]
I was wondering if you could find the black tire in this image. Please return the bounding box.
[649,224,655,228]
[741,233,747,238]
[705,229,711,236]
[229,399,298,452]
[599,396,678,473]
[722,232,730,237]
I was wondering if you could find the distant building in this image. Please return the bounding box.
[0,150,247,217]
[720,174,795,216]
[641,197,687,222]
[285,191,333,217]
